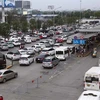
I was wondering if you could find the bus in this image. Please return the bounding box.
[55,46,74,60]
[84,67,100,91]
[0,53,6,69]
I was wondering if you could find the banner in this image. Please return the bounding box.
[4,0,15,7]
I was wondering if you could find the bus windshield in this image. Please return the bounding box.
[56,51,63,55]
[85,77,99,83]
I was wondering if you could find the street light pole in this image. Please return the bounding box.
[80,0,82,23]
[53,6,62,26]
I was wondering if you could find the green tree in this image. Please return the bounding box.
[0,23,10,37]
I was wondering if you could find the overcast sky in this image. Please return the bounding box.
[30,0,100,11]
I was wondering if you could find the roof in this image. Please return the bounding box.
[0,69,9,73]
[20,55,30,57]
[42,47,53,50]
[85,67,100,75]
[78,90,100,100]
[45,56,55,59]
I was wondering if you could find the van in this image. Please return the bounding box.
[78,90,100,100]
[19,55,34,66]
[84,67,100,91]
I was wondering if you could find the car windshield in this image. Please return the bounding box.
[85,77,99,83]
[20,57,27,60]
[0,72,2,75]
[44,59,51,62]
[56,51,63,54]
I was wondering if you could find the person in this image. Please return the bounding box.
[20,44,24,49]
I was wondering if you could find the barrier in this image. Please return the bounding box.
[6,65,12,69]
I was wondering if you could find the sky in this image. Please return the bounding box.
[30,0,100,11]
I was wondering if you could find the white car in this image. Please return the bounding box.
[41,47,55,55]
[6,51,20,60]
[66,38,73,44]
[32,45,41,53]
[18,49,28,55]
[53,43,63,49]
[19,55,34,66]
[13,41,21,46]
[24,47,35,55]
[35,43,46,50]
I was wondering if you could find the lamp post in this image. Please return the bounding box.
[53,6,62,26]
[80,0,82,23]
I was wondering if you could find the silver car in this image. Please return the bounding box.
[0,69,18,83]
[42,56,60,68]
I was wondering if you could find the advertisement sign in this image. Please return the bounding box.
[4,0,15,7]
[73,39,86,44]
[0,0,2,7]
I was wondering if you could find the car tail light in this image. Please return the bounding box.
[0,76,2,78]
[0,96,3,100]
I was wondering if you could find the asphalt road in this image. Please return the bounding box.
[0,32,99,100]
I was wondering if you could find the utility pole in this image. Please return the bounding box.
[2,0,5,23]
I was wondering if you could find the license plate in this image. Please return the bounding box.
[87,84,90,86]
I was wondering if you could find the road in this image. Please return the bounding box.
[0,32,99,100]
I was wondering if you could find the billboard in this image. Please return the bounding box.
[15,0,30,9]
[4,0,15,7]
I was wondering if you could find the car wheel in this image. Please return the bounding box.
[2,78,6,83]
[14,74,18,78]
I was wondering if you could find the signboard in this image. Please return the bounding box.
[4,0,15,7]
[73,39,85,44]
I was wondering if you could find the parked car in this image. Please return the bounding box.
[35,54,49,63]
[53,43,63,49]
[0,44,8,51]
[18,49,28,55]
[6,51,20,60]
[31,45,41,53]
[24,47,35,55]
[0,69,18,83]
[13,41,21,46]
[7,41,14,48]
[42,56,60,68]
[66,37,73,44]
[19,55,34,66]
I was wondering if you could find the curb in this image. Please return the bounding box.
[6,65,12,69]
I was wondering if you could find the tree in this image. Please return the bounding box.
[29,19,37,32]
[0,23,10,37]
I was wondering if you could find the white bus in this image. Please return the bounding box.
[84,67,100,91]
[55,46,74,60]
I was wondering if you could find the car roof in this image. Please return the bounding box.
[45,56,55,59]
[20,55,30,57]
[42,47,53,50]
[0,69,10,73]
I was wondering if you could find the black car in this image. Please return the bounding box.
[35,54,49,63]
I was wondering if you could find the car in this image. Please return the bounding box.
[7,41,14,48]
[24,47,35,55]
[42,56,60,68]
[41,47,55,55]
[66,37,73,44]
[35,54,49,63]
[35,43,46,50]
[31,45,41,53]
[13,41,21,46]
[0,69,18,83]
[20,39,25,45]
[19,55,34,66]
[6,51,20,60]
[0,44,8,51]
[53,43,63,49]
[18,49,28,55]
[0,95,3,100]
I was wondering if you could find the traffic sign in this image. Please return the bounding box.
[73,39,85,44]
[80,35,84,39]
[74,36,77,39]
